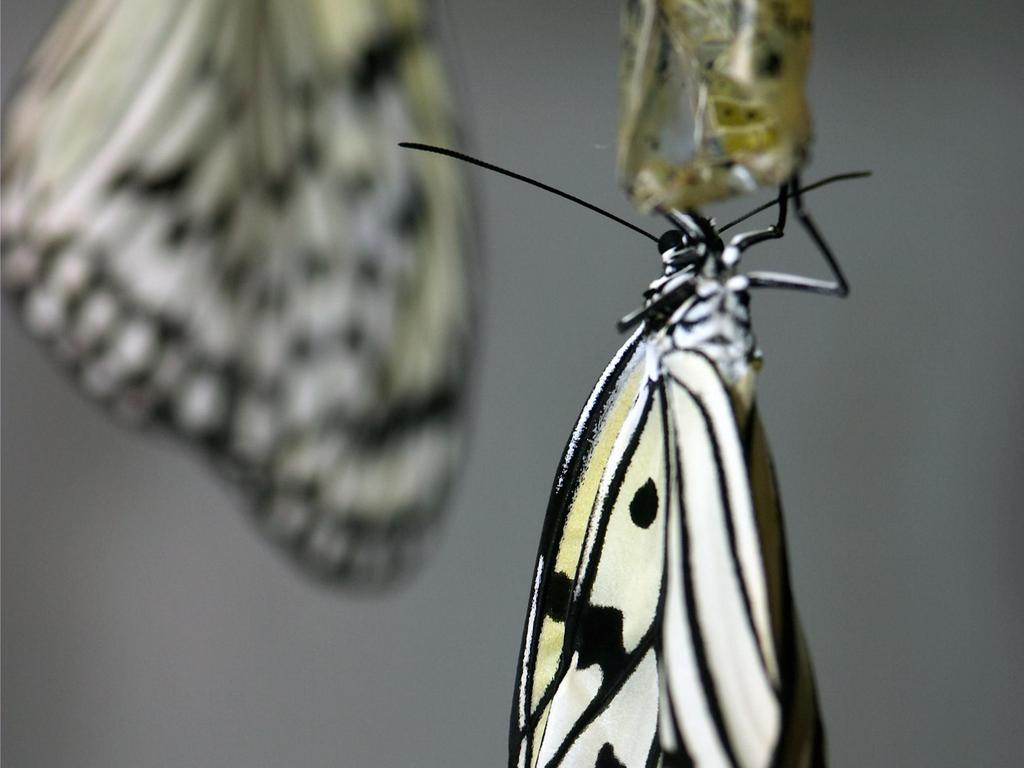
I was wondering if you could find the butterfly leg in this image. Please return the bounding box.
[726,184,789,256]
[743,175,850,298]
[791,173,850,297]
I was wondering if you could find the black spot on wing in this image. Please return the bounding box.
[264,175,292,208]
[289,336,313,362]
[759,50,783,77]
[300,134,322,171]
[341,171,375,201]
[596,743,627,768]
[663,748,695,767]
[292,79,316,113]
[575,604,627,674]
[542,570,572,622]
[165,217,190,247]
[195,51,216,81]
[394,181,426,239]
[344,324,365,352]
[139,163,194,196]
[629,478,658,529]
[356,254,382,287]
[206,202,236,239]
[352,29,417,97]
[302,250,331,280]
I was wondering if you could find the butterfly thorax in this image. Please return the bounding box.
[641,233,759,387]
[667,269,757,384]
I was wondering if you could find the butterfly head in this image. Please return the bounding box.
[618,212,738,333]
[656,212,727,277]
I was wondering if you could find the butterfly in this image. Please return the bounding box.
[619,0,814,212]
[401,144,863,767]
[1,0,475,585]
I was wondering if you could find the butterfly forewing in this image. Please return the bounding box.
[1,0,474,585]
[531,373,668,768]
[513,332,651,765]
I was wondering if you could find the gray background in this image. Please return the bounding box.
[4,1,1024,766]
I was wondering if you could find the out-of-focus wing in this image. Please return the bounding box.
[1,0,475,585]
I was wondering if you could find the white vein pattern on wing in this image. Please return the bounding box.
[667,371,779,767]
[669,350,778,680]
[662,407,732,767]
[46,0,218,231]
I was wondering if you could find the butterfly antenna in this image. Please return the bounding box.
[719,171,872,232]
[399,142,658,243]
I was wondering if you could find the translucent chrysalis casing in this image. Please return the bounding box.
[619,0,813,211]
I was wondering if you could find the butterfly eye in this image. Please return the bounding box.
[657,229,685,255]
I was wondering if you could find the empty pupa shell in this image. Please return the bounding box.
[619,0,813,212]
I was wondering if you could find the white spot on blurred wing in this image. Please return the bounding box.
[1,245,40,287]
[49,249,91,295]
[111,318,156,374]
[265,496,313,542]
[232,396,277,460]
[25,288,64,336]
[75,292,119,346]
[176,372,225,432]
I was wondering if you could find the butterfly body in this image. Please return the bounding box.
[510,206,831,768]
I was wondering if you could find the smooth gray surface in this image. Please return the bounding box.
[4,1,1024,766]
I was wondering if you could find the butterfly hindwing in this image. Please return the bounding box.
[660,349,781,766]
[2,0,474,584]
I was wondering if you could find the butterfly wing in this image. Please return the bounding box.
[1,0,474,584]
[618,0,813,211]
[511,340,824,767]
[659,349,823,766]
[511,331,662,768]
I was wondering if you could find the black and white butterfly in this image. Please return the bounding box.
[390,148,864,768]
[502,176,861,767]
[403,140,861,766]
[508,207,835,768]
[1,0,475,585]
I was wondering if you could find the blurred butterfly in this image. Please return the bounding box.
[1,0,475,585]
[401,145,866,767]
[619,0,814,211]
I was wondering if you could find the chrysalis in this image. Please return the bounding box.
[619,0,813,211]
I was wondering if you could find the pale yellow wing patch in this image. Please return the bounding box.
[530,353,647,712]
